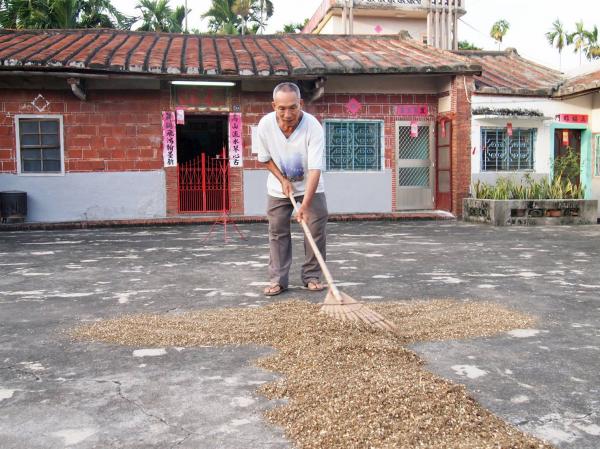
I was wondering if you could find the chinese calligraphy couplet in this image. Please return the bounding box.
[229,112,243,168]
[162,111,177,167]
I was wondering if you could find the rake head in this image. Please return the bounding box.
[320,289,398,333]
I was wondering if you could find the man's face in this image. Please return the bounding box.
[272,90,303,127]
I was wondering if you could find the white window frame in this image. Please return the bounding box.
[15,114,65,176]
[323,119,385,172]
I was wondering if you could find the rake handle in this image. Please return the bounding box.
[288,194,342,301]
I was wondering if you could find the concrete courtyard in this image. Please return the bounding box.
[0,220,599,448]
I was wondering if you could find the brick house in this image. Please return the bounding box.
[461,49,600,217]
[0,29,479,223]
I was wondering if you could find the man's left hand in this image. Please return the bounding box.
[296,203,308,223]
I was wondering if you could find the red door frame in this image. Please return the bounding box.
[435,116,453,211]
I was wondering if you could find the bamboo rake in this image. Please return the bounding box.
[289,194,398,333]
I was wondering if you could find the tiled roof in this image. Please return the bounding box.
[456,49,564,96]
[555,68,600,97]
[0,29,480,78]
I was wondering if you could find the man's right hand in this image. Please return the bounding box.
[281,179,294,198]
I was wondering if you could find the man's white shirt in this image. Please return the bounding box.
[254,111,325,198]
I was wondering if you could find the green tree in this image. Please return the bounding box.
[545,18,568,70]
[583,25,600,60]
[203,0,237,34]
[568,20,587,66]
[203,0,272,35]
[490,19,509,50]
[232,0,252,35]
[458,40,482,50]
[0,0,133,29]
[135,0,187,32]
[255,0,273,33]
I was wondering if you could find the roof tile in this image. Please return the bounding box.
[0,29,481,78]
[457,49,564,96]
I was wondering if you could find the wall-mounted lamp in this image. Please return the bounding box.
[170,80,235,87]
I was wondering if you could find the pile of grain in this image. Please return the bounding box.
[71,299,552,449]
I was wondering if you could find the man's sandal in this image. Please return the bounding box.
[304,279,325,292]
[264,283,287,297]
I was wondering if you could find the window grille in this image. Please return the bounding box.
[17,118,62,173]
[397,125,430,187]
[481,127,535,172]
[325,120,382,171]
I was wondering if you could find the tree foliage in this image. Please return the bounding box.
[0,0,134,29]
[458,40,482,50]
[546,18,600,67]
[202,0,272,35]
[135,0,188,33]
[490,19,509,49]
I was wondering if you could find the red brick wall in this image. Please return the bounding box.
[450,75,474,216]
[241,91,440,212]
[1,84,472,217]
[0,89,168,173]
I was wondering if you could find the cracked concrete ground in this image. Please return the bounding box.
[0,221,599,448]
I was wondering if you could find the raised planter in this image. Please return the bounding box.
[463,198,598,226]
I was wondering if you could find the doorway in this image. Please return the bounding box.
[395,121,435,210]
[177,115,229,213]
[554,128,582,185]
[435,119,452,211]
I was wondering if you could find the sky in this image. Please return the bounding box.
[113,0,600,75]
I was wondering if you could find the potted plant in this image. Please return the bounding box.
[464,169,596,225]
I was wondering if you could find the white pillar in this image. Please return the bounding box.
[441,3,447,49]
[427,3,432,45]
[434,2,440,48]
[453,0,459,50]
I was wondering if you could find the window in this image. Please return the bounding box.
[16,115,64,174]
[595,134,600,176]
[481,127,535,171]
[325,120,383,171]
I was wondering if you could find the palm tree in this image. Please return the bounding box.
[0,0,50,29]
[203,0,237,34]
[568,20,587,66]
[203,0,272,35]
[79,0,136,29]
[0,0,132,29]
[546,18,568,70]
[583,25,600,61]
[135,0,187,32]
[490,19,509,50]
[256,0,273,33]
[232,0,252,35]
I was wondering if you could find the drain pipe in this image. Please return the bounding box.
[67,77,86,101]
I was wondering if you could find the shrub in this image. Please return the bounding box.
[472,173,584,200]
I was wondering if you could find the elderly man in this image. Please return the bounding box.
[253,82,328,296]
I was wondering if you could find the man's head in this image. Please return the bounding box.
[272,82,303,128]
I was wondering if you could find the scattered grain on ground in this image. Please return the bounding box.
[70,299,553,449]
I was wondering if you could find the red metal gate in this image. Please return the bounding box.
[178,151,229,213]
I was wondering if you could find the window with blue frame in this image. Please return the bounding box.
[481,127,536,171]
[325,120,383,171]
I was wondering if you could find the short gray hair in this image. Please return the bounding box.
[273,82,301,100]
